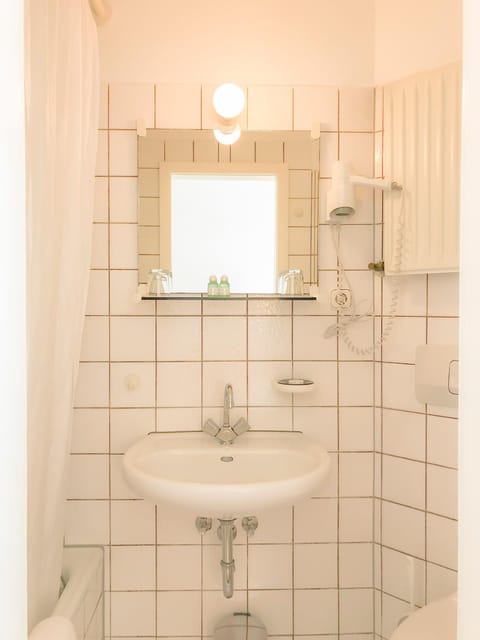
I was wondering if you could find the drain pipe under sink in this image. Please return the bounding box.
[218,518,236,598]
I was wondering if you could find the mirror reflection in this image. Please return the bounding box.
[137,130,319,295]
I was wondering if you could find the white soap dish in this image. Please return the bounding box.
[274,378,315,394]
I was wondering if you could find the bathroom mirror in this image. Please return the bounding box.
[137,129,319,295]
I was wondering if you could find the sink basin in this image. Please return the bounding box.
[123,431,330,516]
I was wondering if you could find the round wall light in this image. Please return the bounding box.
[212,83,245,120]
[213,125,241,146]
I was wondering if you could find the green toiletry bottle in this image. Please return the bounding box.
[219,275,230,297]
[207,275,219,297]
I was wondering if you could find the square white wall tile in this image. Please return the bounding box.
[339,407,374,451]
[203,362,246,406]
[80,316,109,362]
[110,407,155,453]
[110,316,155,361]
[339,87,374,132]
[111,591,155,637]
[248,544,292,589]
[109,223,137,269]
[72,408,109,454]
[110,270,155,316]
[294,589,338,634]
[156,504,203,545]
[110,362,155,407]
[427,273,459,316]
[426,514,457,570]
[293,362,338,406]
[248,316,292,360]
[339,452,373,497]
[382,363,424,412]
[156,591,201,636]
[293,316,337,360]
[157,316,201,361]
[248,590,292,635]
[427,415,457,468]
[426,563,457,603]
[251,505,293,543]
[382,455,425,510]
[65,500,109,545]
[109,83,154,129]
[248,361,292,406]
[294,406,338,450]
[157,362,201,406]
[382,547,425,606]
[109,131,137,176]
[294,86,339,132]
[339,133,374,177]
[67,454,109,499]
[248,86,293,130]
[382,501,425,558]
[427,465,457,519]
[339,588,373,634]
[380,317,426,364]
[157,407,202,431]
[75,363,109,407]
[339,543,373,588]
[382,409,425,461]
[294,543,337,588]
[339,498,373,542]
[110,546,155,590]
[248,406,292,431]
[203,316,246,360]
[110,500,156,544]
[156,84,201,129]
[339,362,373,406]
[383,274,427,316]
[157,546,201,589]
[294,498,338,543]
[110,177,138,222]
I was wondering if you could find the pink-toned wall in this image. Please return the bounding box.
[99,0,375,86]
[374,0,462,84]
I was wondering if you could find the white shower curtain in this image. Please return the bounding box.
[25,0,99,629]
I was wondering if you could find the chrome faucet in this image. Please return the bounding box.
[223,383,234,428]
[203,383,250,444]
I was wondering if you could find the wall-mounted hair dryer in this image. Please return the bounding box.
[326,160,402,223]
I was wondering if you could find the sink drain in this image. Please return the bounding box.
[220,456,234,463]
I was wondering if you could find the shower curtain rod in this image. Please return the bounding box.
[89,0,112,24]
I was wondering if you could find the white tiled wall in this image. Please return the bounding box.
[66,81,459,640]
[373,87,459,640]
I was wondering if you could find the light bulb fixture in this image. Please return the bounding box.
[213,126,241,146]
[212,83,245,145]
[213,83,245,120]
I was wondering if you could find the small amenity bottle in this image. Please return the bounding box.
[219,275,230,297]
[207,275,219,297]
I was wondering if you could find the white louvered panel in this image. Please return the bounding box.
[383,63,461,275]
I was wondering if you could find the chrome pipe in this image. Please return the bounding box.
[218,518,236,598]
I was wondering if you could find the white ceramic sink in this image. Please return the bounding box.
[123,431,330,516]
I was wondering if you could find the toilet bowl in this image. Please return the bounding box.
[214,612,267,640]
[391,592,457,640]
